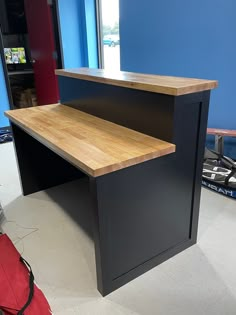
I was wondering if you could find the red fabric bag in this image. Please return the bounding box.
[0,233,52,314]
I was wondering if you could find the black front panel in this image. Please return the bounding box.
[58,76,175,141]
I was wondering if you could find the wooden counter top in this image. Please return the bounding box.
[55,68,218,96]
[5,104,175,177]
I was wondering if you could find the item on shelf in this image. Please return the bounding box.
[4,47,27,65]
[202,148,236,198]
[26,88,37,107]
[12,87,37,108]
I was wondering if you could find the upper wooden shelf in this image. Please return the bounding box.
[55,68,218,96]
[5,104,175,177]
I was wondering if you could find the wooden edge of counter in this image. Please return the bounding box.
[5,104,175,177]
[55,68,218,96]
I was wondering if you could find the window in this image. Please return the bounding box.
[97,0,120,70]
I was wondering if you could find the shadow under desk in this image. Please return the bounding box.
[5,68,218,296]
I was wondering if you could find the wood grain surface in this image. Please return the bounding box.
[5,104,175,177]
[55,68,218,96]
[207,128,236,137]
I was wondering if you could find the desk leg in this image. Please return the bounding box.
[90,155,196,296]
[11,123,83,195]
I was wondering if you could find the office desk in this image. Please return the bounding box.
[5,68,217,296]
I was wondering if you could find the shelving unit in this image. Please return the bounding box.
[7,69,37,109]
[8,70,33,76]
[0,0,37,109]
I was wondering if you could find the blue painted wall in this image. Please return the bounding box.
[0,58,10,127]
[58,0,86,68]
[120,0,236,131]
[58,0,98,69]
[84,0,98,68]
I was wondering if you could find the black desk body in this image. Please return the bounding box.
[11,75,211,296]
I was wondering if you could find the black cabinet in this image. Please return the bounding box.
[0,0,27,35]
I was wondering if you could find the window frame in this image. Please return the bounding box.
[95,0,104,68]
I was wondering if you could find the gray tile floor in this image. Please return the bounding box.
[0,142,236,315]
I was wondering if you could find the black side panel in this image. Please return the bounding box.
[95,155,190,280]
[0,26,14,110]
[94,101,201,280]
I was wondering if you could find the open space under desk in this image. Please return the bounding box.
[6,68,217,296]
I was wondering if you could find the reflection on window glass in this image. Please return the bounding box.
[100,0,120,70]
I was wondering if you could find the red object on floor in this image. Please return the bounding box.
[0,234,52,314]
